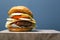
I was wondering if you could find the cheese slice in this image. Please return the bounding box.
[9,13,32,18]
[5,18,18,28]
[10,13,23,17]
[19,18,31,21]
[11,24,19,28]
[7,18,15,21]
[19,18,36,23]
[5,21,12,28]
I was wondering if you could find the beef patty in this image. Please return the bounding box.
[10,20,33,28]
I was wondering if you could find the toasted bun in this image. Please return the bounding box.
[8,6,33,17]
[8,27,32,32]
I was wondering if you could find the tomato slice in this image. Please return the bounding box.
[11,15,30,20]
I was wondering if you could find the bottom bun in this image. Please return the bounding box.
[8,27,33,32]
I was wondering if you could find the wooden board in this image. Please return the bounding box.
[0,29,60,40]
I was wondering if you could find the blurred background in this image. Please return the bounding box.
[0,0,60,31]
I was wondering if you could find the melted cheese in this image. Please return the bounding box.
[19,18,30,21]
[10,13,23,17]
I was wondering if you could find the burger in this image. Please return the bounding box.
[5,6,36,32]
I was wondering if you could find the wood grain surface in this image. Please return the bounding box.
[0,33,60,40]
[0,30,60,40]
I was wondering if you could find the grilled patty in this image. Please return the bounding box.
[10,20,33,28]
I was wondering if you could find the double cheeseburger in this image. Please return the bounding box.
[5,6,36,32]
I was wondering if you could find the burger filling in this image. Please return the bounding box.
[6,13,36,29]
[10,20,33,28]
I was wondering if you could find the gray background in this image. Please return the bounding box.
[0,0,60,31]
